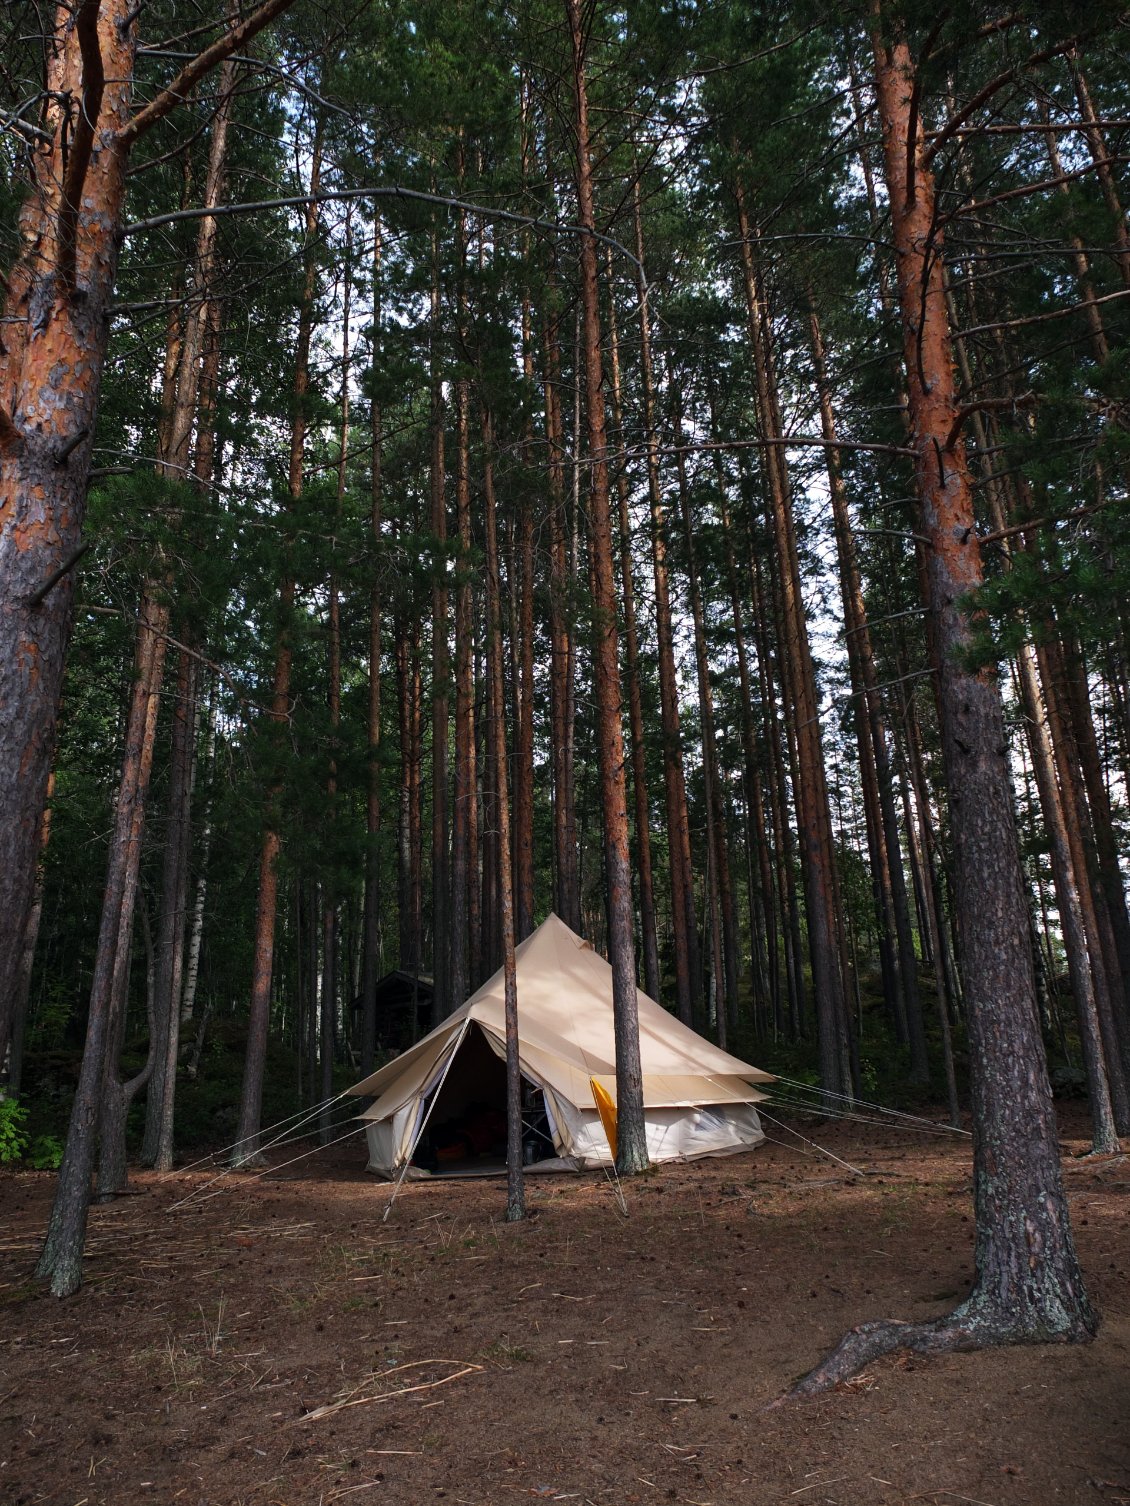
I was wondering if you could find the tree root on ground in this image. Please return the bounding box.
[776,1293,1097,1404]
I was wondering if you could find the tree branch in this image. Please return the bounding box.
[57,0,105,293]
[952,287,1130,340]
[946,392,1035,449]
[25,542,91,608]
[953,154,1130,215]
[116,0,297,148]
[124,184,648,285]
[980,496,1119,546]
[904,12,949,209]
[83,606,266,719]
[924,38,1076,165]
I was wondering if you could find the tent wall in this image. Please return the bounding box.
[352,914,772,1179]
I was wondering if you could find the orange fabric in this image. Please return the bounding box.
[590,1076,618,1160]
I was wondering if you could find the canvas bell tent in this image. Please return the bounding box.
[347,913,773,1177]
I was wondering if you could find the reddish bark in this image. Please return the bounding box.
[790,14,1096,1395]
[0,0,297,1150]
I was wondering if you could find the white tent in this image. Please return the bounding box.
[347,913,773,1177]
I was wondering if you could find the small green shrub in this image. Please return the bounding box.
[0,1098,30,1163]
[28,1134,64,1170]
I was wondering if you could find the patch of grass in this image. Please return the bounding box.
[482,1336,535,1368]
[0,1280,40,1307]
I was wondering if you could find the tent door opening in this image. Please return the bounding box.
[410,1024,556,1176]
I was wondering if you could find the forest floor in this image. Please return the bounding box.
[1,1107,1128,1506]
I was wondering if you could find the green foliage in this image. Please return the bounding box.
[0,1099,30,1164]
[27,1135,64,1171]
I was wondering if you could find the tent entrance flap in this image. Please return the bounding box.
[408,1024,557,1176]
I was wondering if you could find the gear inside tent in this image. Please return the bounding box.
[346,913,773,1178]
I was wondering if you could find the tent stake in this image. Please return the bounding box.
[381,1018,472,1223]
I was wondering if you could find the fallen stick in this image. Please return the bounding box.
[297,1360,483,1423]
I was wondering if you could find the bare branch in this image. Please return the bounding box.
[952,287,1130,340]
[904,12,950,209]
[116,0,297,149]
[25,542,91,608]
[924,38,1076,166]
[946,392,1035,449]
[980,496,1120,546]
[952,154,1130,215]
[927,119,1130,138]
[124,184,649,286]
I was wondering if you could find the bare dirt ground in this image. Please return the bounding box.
[2,1108,1128,1506]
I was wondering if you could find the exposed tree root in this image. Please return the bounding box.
[777,1292,1097,1403]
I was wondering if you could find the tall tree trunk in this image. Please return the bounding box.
[430,310,450,1022]
[181,679,216,1028]
[140,650,197,1168]
[565,0,647,1173]
[37,594,167,1293]
[360,219,385,1065]
[513,84,538,945]
[8,773,55,1097]
[450,298,476,1006]
[1020,645,1123,1145]
[735,183,851,1097]
[605,247,661,1002]
[1040,636,1130,1105]
[793,16,1096,1393]
[233,125,322,1164]
[0,3,135,1063]
[542,278,581,933]
[672,421,739,1042]
[321,215,350,1141]
[806,304,931,1084]
[1068,48,1130,286]
[0,0,297,1066]
[482,410,526,1220]
[750,546,804,1040]
[708,426,775,1029]
[632,181,698,1025]
[1059,641,1130,1025]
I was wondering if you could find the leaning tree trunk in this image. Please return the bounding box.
[789,12,1096,1395]
[8,774,55,1097]
[37,594,166,1295]
[565,0,647,1174]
